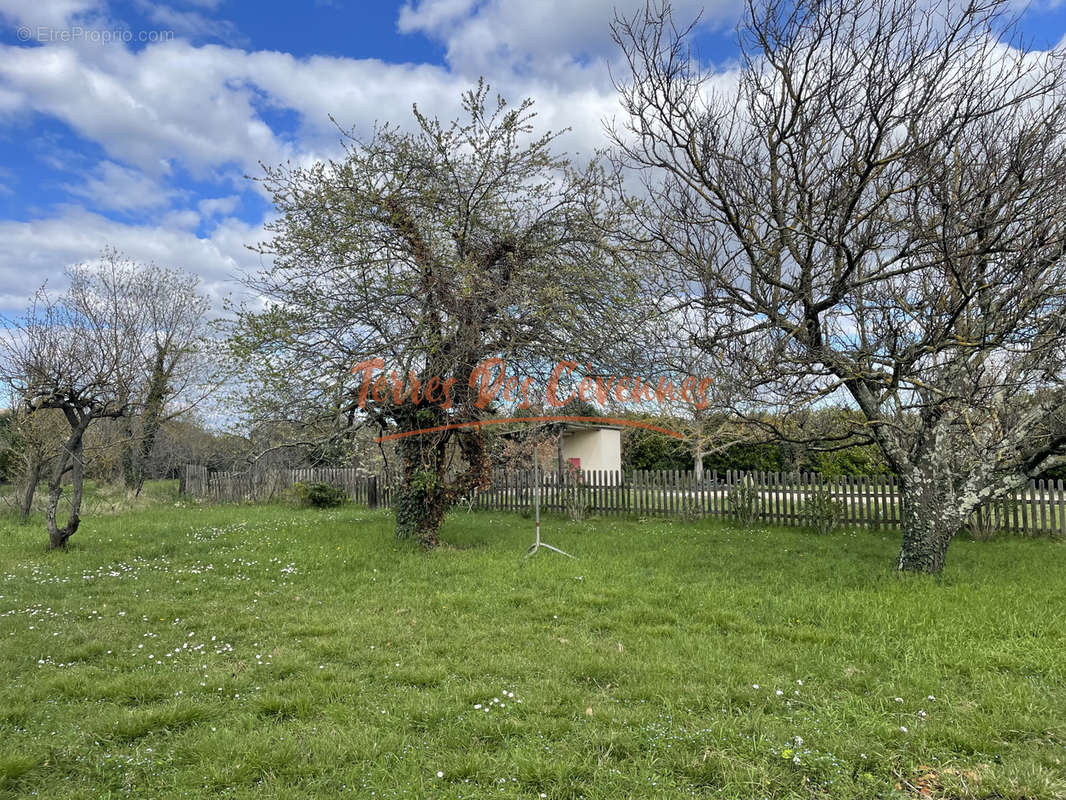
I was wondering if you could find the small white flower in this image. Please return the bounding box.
[900,726,908,733]
[927,695,936,701]
[775,690,783,696]
[894,697,904,703]
[436,771,444,778]
[752,684,759,690]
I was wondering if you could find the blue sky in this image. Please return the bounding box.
[1,0,1065,316]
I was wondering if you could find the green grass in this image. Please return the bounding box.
[0,478,182,520]
[1,496,1065,799]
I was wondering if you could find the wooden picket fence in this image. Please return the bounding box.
[182,465,388,508]
[181,465,1066,535]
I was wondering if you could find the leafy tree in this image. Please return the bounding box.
[621,418,691,471]
[703,442,785,474]
[234,83,640,547]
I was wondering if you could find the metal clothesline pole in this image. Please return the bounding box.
[525,454,573,559]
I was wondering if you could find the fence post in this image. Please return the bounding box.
[368,475,379,509]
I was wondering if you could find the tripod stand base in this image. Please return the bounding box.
[524,541,574,558]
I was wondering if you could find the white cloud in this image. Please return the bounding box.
[0,0,104,30]
[0,208,265,313]
[159,208,200,229]
[64,160,176,211]
[0,24,647,319]
[0,40,472,179]
[0,34,636,182]
[0,0,753,322]
[397,0,742,79]
[198,195,240,218]
[398,0,478,34]
[134,1,242,43]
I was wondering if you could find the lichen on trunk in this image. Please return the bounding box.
[897,504,958,574]
[895,459,980,574]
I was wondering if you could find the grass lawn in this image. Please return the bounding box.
[1,498,1065,799]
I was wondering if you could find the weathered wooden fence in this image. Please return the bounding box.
[183,465,388,508]
[181,465,1066,535]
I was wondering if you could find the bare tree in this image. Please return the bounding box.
[104,259,211,495]
[1,284,139,548]
[613,0,1066,572]
[0,250,214,547]
[234,82,642,547]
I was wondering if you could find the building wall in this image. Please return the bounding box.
[561,428,621,474]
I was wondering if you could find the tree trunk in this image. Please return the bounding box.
[19,454,42,521]
[121,392,139,490]
[393,410,450,547]
[391,405,490,548]
[120,348,170,494]
[897,510,956,573]
[896,463,970,574]
[133,350,169,496]
[121,429,138,490]
[694,440,704,482]
[46,414,90,550]
[394,478,449,547]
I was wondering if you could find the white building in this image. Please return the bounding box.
[557,423,622,475]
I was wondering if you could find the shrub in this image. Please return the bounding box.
[799,487,845,535]
[678,494,702,522]
[291,481,347,509]
[562,464,593,521]
[727,480,760,525]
